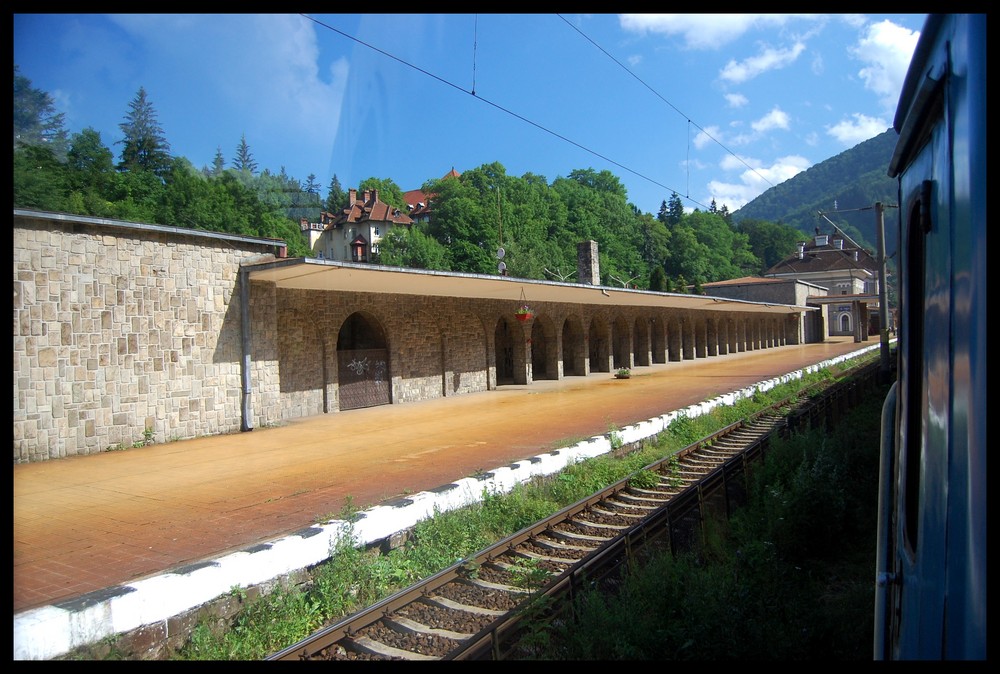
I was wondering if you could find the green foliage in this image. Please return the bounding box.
[377,224,450,270]
[13,144,70,211]
[117,87,172,178]
[506,557,550,590]
[15,68,889,293]
[732,128,899,257]
[358,176,406,211]
[232,133,257,174]
[14,64,68,159]
[325,174,347,212]
[541,385,887,661]
[628,468,660,490]
[160,364,865,660]
[736,218,805,273]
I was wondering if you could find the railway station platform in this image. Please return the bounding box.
[13,336,879,659]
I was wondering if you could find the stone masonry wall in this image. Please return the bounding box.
[14,211,799,463]
[13,213,280,463]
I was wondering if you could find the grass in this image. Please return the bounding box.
[535,377,888,660]
[80,351,880,660]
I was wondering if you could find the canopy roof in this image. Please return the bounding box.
[245,258,810,315]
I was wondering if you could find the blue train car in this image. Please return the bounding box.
[875,13,986,660]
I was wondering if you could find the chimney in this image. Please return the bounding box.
[797,242,805,260]
[362,190,371,203]
[372,189,379,203]
[577,240,600,285]
[349,188,357,205]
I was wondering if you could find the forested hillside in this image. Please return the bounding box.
[15,64,888,290]
[732,129,899,256]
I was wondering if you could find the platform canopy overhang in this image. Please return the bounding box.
[245,258,811,315]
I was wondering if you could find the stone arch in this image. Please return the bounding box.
[650,315,667,363]
[633,316,651,366]
[561,314,586,376]
[667,313,683,361]
[530,313,558,380]
[336,311,391,410]
[694,316,708,358]
[588,315,611,373]
[494,317,516,385]
[612,315,631,370]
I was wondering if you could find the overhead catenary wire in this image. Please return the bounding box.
[300,13,715,212]
[556,14,777,197]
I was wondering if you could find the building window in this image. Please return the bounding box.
[374,225,380,237]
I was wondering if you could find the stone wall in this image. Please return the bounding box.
[13,212,281,463]
[14,210,800,464]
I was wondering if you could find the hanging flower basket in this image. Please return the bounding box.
[515,304,533,322]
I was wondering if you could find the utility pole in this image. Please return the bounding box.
[875,202,891,379]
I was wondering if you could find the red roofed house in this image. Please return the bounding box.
[402,167,461,223]
[300,188,413,263]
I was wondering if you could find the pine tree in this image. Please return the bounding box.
[326,174,347,213]
[233,134,257,174]
[304,174,321,196]
[656,199,669,225]
[666,192,684,226]
[211,147,226,176]
[117,86,172,176]
[13,65,69,159]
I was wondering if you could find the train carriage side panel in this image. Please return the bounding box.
[879,13,986,661]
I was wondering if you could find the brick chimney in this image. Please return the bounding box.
[577,240,600,285]
[349,188,357,205]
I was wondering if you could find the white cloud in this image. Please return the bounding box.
[719,41,806,83]
[693,125,722,150]
[109,14,348,171]
[710,153,811,211]
[850,19,921,111]
[725,92,749,108]
[618,14,820,49]
[751,107,790,133]
[826,113,890,146]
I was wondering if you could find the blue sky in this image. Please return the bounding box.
[14,13,926,216]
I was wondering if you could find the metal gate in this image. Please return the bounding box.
[338,348,390,410]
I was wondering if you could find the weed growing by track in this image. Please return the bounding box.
[160,353,876,660]
[534,376,887,660]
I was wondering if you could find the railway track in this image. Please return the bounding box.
[268,364,880,661]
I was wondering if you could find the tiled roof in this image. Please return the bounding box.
[765,236,877,276]
[404,168,461,218]
[701,276,784,287]
[327,189,413,230]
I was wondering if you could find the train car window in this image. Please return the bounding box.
[902,188,928,554]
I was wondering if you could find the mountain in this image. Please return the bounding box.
[732,128,899,257]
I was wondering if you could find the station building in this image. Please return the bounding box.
[14,209,815,464]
